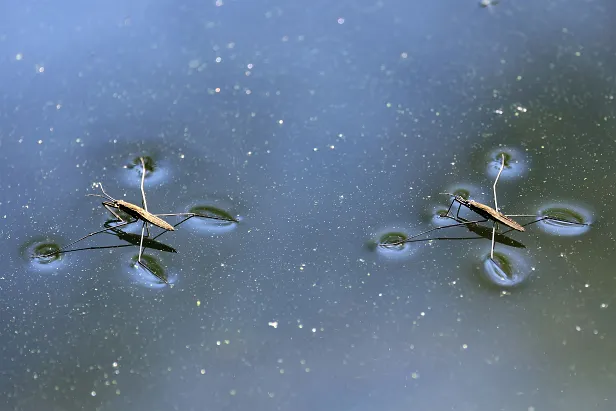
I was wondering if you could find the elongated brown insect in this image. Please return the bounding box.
[89,183,174,231]
[382,154,588,259]
[440,194,525,232]
[33,157,237,283]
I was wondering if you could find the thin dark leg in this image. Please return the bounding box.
[33,220,136,258]
[154,212,238,223]
[455,201,462,219]
[443,198,456,218]
[381,218,489,246]
[506,214,587,224]
[505,214,588,225]
[103,203,126,222]
[104,200,152,238]
[497,215,588,236]
[131,213,236,265]
[150,216,195,242]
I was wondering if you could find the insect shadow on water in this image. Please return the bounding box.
[50,220,180,256]
[406,216,527,250]
[380,154,589,262]
[32,157,238,283]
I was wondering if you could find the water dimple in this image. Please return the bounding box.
[380,232,407,248]
[182,203,239,234]
[536,204,592,236]
[452,188,470,199]
[120,155,171,188]
[370,230,419,259]
[480,249,532,288]
[126,253,175,288]
[479,0,499,7]
[22,238,67,272]
[486,147,528,180]
[129,156,156,174]
[430,205,453,226]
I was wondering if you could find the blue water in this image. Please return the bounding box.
[2,0,616,410]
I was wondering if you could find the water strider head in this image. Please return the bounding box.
[439,192,471,206]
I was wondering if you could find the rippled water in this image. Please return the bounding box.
[2,1,616,411]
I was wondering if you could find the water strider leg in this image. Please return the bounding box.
[505,214,587,225]
[150,216,196,242]
[381,218,489,246]
[139,157,148,212]
[488,154,506,260]
[103,203,126,222]
[137,221,146,264]
[33,220,136,258]
[496,214,588,236]
[493,153,505,212]
[136,220,169,285]
[455,201,463,219]
[442,197,456,218]
[154,212,238,223]
[490,222,499,259]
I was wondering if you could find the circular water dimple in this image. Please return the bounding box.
[430,204,453,226]
[479,249,532,288]
[182,203,239,234]
[119,154,172,188]
[126,253,175,288]
[451,188,470,200]
[21,238,67,272]
[536,203,592,236]
[486,147,528,180]
[371,229,419,260]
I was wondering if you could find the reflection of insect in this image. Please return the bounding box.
[382,154,588,259]
[33,157,237,281]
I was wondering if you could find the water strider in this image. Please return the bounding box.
[33,157,238,282]
[381,154,589,259]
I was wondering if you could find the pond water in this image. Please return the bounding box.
[2,0,616,410]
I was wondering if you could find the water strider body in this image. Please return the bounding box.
[33,157,238,283]
[442,194,525,232]
[381,154,588,260]
[91,185,175,233]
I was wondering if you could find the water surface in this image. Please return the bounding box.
[1,1,616,410]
